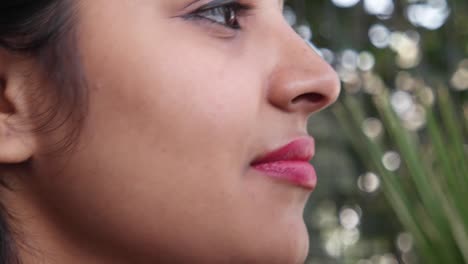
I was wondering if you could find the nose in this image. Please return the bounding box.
[267,22,341,117]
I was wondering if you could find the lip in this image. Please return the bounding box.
[251,137,317,190]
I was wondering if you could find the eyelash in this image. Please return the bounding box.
[186,1,250,30]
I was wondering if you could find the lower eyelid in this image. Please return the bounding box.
[185,16,239,38]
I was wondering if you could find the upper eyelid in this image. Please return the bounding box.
[197,0,238,10]
[173,0,256,19]
[181,0,236,14]
[190,0,253,14]
[184,1,251,23]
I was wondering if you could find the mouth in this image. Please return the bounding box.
[250,137,317,190]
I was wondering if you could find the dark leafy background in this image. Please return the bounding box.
[287,0,468,263]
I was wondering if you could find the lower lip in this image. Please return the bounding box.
[252,161,317,190]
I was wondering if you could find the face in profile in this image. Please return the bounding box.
[1,0,340,263]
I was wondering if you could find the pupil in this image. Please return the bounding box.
[224,7,236,26]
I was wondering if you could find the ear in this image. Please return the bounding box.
[0,49,37,164]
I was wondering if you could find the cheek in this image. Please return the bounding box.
[88,40,261,168]
[49,6,265,231]
[78,27,258,185]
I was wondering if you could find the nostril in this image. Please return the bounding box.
[291,92,325,104]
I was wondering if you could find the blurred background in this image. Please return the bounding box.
[286,0,468,263]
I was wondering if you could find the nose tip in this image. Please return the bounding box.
[267,29,341,116]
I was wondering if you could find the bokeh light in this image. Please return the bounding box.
[358,172,381,193]
[364,0,394,17]
[382,151,401,171]
[406,0,450,30]
[331,0,360,8]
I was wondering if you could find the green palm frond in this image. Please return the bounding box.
[334,84,468,263]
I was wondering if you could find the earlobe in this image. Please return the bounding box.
[0,52,36,164]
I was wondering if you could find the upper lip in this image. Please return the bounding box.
[251,137,315,165]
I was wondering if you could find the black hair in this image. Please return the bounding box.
[1,1,85,263]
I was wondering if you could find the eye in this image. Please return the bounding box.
[187,2,249,30]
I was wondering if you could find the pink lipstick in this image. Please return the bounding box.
[251,137,317,190]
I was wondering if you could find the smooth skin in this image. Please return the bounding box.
[0,0,340,263]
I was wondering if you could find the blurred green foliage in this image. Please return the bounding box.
[289,0,468,263]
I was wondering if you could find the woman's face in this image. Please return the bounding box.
[27,0,340,263]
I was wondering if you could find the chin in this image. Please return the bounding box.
[234,218,310,264]
[269,222,309,264]
[182,216,310,264]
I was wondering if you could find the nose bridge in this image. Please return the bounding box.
[277,22,320,69]
[267,19,341,116]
